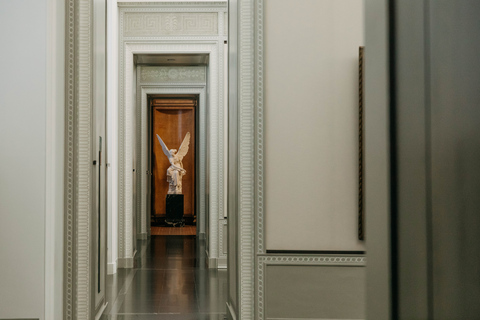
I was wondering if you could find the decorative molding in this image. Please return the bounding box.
[258,255,366,265]
[238,0,255,319]
[255,0,265,255]
[140,66,206,83]
[224,12,228,36]
[218,11,224,38]
[64,0,76,319]
[75,0,94,318]
[64,0,94,319]
[140,82,207,86]
[257,255,366,320]
[124,12,218,37]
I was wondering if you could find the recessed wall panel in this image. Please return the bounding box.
[265,265,365,319]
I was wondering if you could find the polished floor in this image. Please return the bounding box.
[101,235,227,320]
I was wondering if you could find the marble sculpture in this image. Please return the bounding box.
[156,132,190,194]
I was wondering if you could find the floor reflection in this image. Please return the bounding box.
[101,235,227,320]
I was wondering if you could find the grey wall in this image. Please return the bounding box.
[429,2,480,317]
[364,0,392,318]
[265,265,365,319]
[366,0,480,318]
[395,0,480,319]
[264,0,365,251]
[0,1,47,318]
[395,1,429,318]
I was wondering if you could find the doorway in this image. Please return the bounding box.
[149,95,198,236]
[64,1,229,317]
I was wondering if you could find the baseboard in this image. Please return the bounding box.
[208,257,218,268]
[117,257,134,268]
[205,248,225,269]
[94,302,108,320]
[206,249,218,269]
[226,302,237,320]
[218,256,227,269]
[137,232,148,240]
[107,260,117,275]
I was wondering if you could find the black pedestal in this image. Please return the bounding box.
[166,194,184,227]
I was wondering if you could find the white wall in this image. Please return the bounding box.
[107,0,119,274]
[0,1,47,318]
[264,0,365,251]
[46,0,65,318]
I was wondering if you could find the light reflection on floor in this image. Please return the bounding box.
[101,235,227,320]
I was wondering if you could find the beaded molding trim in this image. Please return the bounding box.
[64,0,93,319]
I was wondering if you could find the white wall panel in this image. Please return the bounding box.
[107,0,119,275]
[264,0,365,251]
[0,1,47,318]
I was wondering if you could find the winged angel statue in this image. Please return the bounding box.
[156,132,191,194]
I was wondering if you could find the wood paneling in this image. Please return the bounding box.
[152,98,196,219]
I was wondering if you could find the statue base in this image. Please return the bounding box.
[165,194,184,227]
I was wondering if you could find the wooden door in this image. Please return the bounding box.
[151,98,196,222]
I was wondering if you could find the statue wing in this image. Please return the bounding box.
[176,132,191,160]
[156,134,172,159]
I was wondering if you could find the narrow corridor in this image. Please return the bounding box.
[101,235,227,320]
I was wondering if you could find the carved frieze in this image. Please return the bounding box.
[140,66,206,83]
[124,12,218,36]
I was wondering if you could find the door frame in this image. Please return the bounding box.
[140,87,206,238]
[64,1,229,318]
[119,41,226,268]
[63,0,108,319]
[116,0,228,269]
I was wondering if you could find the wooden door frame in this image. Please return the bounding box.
[149,95,199,226]
[137,86,206,241]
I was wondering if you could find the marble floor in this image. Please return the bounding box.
[101,235,227,320]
